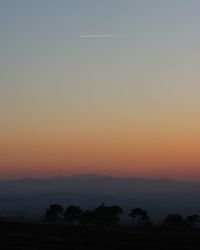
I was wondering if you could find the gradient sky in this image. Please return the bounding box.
[1,0,200,180]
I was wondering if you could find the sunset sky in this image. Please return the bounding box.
[1,0,200,180]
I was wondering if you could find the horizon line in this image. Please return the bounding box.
[0,173,196,183]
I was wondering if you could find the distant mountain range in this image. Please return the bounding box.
[0,174,200,221]
[0,173,198,195]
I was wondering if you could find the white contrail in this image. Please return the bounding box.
[79,34,127,38]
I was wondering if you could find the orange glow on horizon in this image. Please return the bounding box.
[1,117,200,180]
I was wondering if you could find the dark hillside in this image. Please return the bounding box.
[1,221,200,249]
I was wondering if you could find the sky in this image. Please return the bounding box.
[1,0,200,180]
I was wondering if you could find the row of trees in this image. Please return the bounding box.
[45,203,200,228]
[46,203,123,226]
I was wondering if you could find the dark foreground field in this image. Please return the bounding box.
[1,221,200,250]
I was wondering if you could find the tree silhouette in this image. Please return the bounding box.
[93,203,123,226]
[93,203,108,225]
[80,210,95,225]
[45,204,64,222]
[108,205,123,226]
[64,205,83,224]
[185,214,199,228]
[164,214,183,228]
[129,208,150,226]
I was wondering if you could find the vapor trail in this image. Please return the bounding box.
[79,34,127,38]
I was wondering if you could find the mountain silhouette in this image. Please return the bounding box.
[0,174,199,220]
